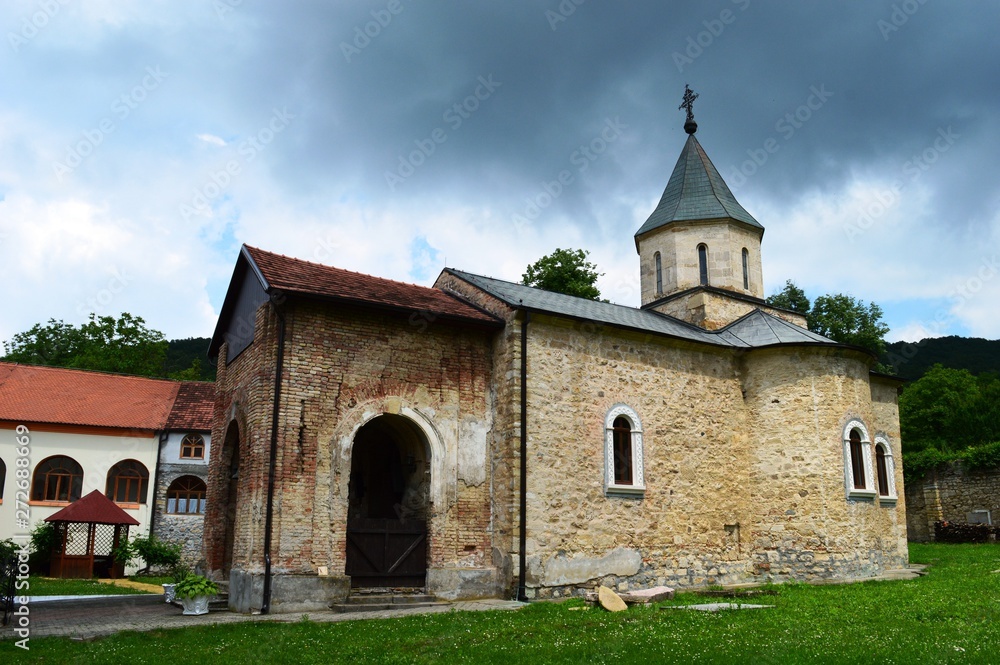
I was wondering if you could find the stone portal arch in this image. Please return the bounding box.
[345,413,433,588]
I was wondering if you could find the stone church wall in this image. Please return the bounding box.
[652,290,807,330]
[521,314,755,598]
[517,318,907,598]
[741,348,908,583]
[905,464,1000,542]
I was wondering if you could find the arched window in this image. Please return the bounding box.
[849,430,865,490]
[105,460,149,504]
[167,475,207,514]
[0,457,5,501]
[843,420,874,499]
[698,244,709,286]
[874,437,897,501]
[604,405,645,495]
[180,434,205,459]
[654,252,663,295]
[31,456,84,503]
[612,417,633,485]
[742,248,749,290]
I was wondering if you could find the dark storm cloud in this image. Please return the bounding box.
[193,1,999,240]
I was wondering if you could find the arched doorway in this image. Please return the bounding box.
[345,414,430,588]
[220,421,241,578]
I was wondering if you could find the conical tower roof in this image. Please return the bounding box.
[635,132,762,242]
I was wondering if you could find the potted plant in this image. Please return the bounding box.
[173,574,218,615]
[162,563,191,604]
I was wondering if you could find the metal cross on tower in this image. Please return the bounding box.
[679,84,698,121]
[679,84,699,134]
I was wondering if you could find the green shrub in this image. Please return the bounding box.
[174,574,217,599]
[903,440,1000,484]
[0,538,18,560]
[903,447,950,483]
[962,440,1000,471]
[28,522,58,574]
[132,535,182,569]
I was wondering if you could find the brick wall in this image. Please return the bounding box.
[205,295,498,581]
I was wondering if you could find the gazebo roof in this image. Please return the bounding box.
[44,490,140,526]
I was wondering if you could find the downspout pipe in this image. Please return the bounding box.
[261,294,286,615]
[517,310,529,601]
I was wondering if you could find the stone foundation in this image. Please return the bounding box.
[426,566,502,600]
[228,570,351,614]
[522,546,904,600]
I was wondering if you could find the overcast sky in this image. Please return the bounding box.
[2,1,998,348]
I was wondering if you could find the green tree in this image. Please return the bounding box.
[521,248,603,300]
[766,281,891,371]
[900,365,979,452]
[807,294,890,359]
[2,313,168,377]
[766,280,810,314]
[899,365,1000,453]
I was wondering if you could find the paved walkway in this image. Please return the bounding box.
[2,594,527,641]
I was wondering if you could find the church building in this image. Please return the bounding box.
[205,98,907,613]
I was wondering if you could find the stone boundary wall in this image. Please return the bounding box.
[905,463,1000,541]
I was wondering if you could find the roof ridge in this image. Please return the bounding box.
[0,361,181,385]
[245,244,440,292]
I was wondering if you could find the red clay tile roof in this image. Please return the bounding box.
[44,490,140,525]
[165,381,215,431]
[0,362,213,431]
[243,245,500,325]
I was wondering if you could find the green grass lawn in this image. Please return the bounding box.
[4,543,1000,663]
[22,576,152,596]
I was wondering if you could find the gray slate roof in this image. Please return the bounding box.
[634,133,762,239]
[445,270,837,350]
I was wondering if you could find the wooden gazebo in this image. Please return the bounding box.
[44,490,139,579]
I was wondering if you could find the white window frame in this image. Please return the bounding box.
[843,419,875,499]
[873,436,897,503]
[604,404,645,496]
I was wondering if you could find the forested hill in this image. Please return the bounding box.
[882,336,1000,381]
[166,337,216,381]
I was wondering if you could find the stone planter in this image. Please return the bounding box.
[162,583,177,603]
[179,595,210,615]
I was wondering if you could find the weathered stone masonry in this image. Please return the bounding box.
[906,463,1000,542]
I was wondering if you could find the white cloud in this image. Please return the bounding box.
[197,134,227,147]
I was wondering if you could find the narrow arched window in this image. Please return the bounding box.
[0,457,6,501]
[604,405,645,495]
[654,252,663,295]
[167,476,208,514]
[742,248,749,290]
[849,429,866,490]
[31,456,84,502]
[698,244,709,286]
[612,417,633,485]
[875,445,889,496]
[106,460,150,504]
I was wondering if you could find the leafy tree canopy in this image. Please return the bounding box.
[900,365,1000,453]
[767,281,890,367]
[2,313,168,378]
[807,293,890,359]
[522,248,603,300]
[766,280,810,314]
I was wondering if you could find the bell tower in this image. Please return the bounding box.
[635,86,773,330]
